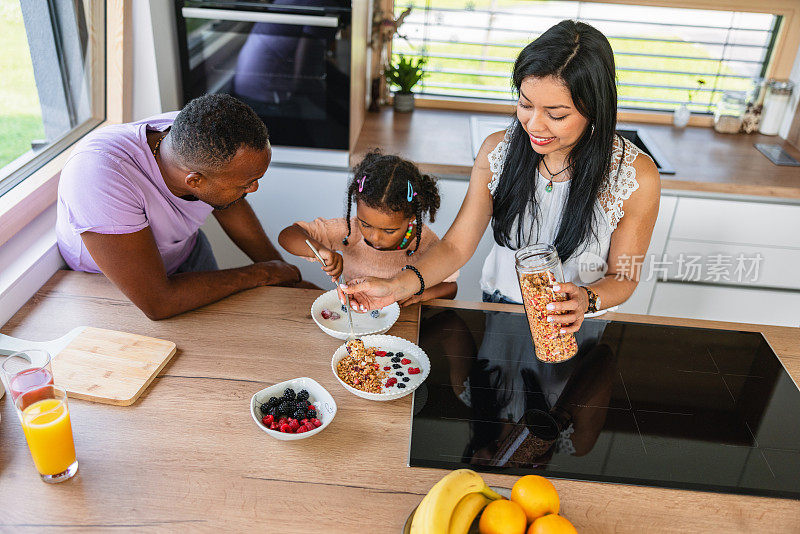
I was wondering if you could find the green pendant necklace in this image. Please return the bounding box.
[541,156,572,193]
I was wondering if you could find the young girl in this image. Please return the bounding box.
[278,150,458,306]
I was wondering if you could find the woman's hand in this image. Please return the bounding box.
[546,282,589,334]
[338,277,399,312]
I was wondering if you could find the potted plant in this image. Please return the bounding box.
[385,54,426,113]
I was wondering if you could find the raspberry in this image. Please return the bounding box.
[304,423,315,432]
[280,423,292,433]
[401,358,411,365]
[296,426,309,433]
[408,368,420,375]
[321,308,333,319]
[384,366,391,371]
[262,414,274,425]
[385,377,398,387]
[289,419,300,431]
[311,418,322,427]
[375,351,387,357]
[269,422,279,430]
[278,417,288,426]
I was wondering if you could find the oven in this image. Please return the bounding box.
[176,1,352,152]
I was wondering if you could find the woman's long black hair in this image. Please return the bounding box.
[492,20,619,262]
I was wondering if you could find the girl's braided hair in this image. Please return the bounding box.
[343,149,440,255]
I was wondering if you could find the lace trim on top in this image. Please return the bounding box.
[486,131,646,231]
[487,129,511,196]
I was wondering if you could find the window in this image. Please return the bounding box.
[0,0,105,197]
[391,1,781,114]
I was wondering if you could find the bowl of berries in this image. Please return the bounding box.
[311,289,400,340]
[332,336,430,401]
[250,377,337,440]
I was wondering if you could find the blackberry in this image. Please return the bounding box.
[307,408,317,419]
[259,403,271,415]
[391,357,401,363]
[385,352,394,357]
[267,396,280,407]
[293,410,306,420]
[370,310,379,318]
[278,401,292,415]
[282,388,296,401]
[341,304,348,312]
[396,352,404,358]
[397,383,406,388]
[396,372,404,376]
[402,377,410,382]
[296,390,310,402]
[392,364,401,369]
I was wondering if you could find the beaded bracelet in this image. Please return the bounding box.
[402,265,425,296]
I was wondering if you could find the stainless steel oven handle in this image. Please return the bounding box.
[182,7,339,28]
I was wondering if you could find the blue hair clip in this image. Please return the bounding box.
[407,181,417,202]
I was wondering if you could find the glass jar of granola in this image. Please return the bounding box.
[515,244,578,363]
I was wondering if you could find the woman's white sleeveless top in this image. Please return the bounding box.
[479,130,648,303]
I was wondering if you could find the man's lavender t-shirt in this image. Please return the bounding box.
[56,112,214,274]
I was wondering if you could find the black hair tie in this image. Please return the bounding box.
[402,265,425,296]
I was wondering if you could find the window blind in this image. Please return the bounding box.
[391,1,780,113]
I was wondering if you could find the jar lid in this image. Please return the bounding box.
[721,91,747,104]
[767,79,794,95]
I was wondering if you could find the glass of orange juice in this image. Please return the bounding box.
[14,384,78,483]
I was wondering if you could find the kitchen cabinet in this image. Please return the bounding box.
[203,166,494,300]
[649,282,800,328]
[621,195,800,326]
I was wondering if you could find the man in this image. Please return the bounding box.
[56,94,305,319]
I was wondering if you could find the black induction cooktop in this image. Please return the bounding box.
[410,305,800,500]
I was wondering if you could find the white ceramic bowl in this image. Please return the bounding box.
[250,377,337,440]
[331,335,430,401]
[311,289,400,340]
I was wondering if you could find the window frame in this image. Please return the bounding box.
[0,0,130,249]
[386,0,800,124]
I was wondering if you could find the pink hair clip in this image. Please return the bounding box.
[357,175,366,192]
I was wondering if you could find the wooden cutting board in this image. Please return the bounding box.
[0,327,176,406]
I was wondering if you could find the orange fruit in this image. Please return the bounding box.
[527,514,578,534]
[478,499,527,534]
[510,475,560,523]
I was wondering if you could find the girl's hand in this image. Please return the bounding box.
[338,277,398,312]
[545,282,589,334]
[398,293,424,307]
[316,248,343,281]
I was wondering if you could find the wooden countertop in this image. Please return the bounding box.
[352,108,800,199]
[2,271,800,532]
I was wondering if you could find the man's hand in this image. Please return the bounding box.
[250,260,302,287]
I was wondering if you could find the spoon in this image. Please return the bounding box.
[305,240,357,342]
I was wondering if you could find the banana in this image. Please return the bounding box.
[410,469,501,534]
[447,492,491,534]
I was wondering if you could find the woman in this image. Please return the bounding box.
[344,20,660,334]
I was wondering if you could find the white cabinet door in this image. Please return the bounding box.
[202,165,351,289]
[670,197,800,248]
[617,194,678,314]
[202,169,493,300]
[428,178,495,302]
[650,282,800,327]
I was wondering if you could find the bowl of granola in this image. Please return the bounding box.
[311,290,400,340]
[331,336,430,401]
